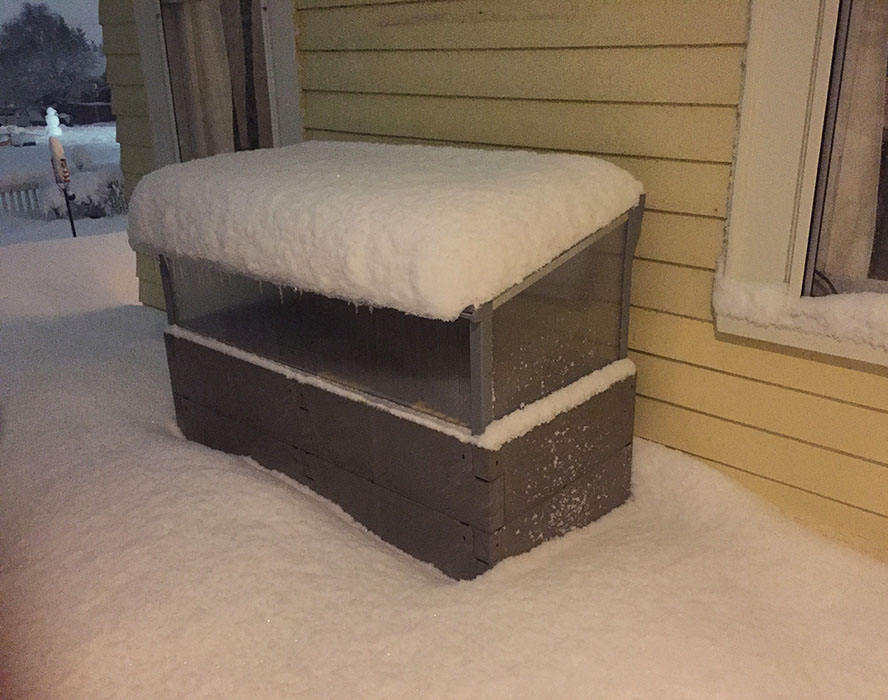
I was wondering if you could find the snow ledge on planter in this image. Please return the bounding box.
[712,267,888,368]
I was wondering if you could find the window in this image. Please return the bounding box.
[132,0,302,168]
[806,0,888,294]
[716,0,888,367]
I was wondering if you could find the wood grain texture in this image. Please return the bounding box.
[296,0,748,50]
[301,46,744,104]
[302,91,737,161]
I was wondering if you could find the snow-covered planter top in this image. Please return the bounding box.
[128,141,643,320]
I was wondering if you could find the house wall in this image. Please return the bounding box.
[294,0,888,559]
[99,0,165,309]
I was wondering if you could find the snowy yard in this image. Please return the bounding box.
[1,231,887,699]
[0,123,121,246]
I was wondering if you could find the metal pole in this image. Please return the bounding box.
[63,186,77,238]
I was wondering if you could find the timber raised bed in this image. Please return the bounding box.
[131,140,644,578]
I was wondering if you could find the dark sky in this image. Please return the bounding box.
[0,0,103,45]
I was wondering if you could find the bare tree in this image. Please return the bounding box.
[0,3,104,109]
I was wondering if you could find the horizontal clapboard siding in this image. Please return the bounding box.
[634,396,888,518]
[296,0,748,50]
[304,129,732,217]
[297,0,888,557]
[303,92,737,161]
[301,46,744,104]
[100,0,158,307]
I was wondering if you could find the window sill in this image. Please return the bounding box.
[713,274,888,368]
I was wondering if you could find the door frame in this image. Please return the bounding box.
[132,0,303,168]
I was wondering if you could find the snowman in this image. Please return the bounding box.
[45,107,63,137]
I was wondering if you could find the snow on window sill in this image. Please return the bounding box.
[712,266,888,368]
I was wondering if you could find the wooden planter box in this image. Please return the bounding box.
[160,202,643,578]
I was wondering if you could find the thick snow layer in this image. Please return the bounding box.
[3,234,888,699]
[128,141,643,319]
[0,212,128,246]
[713,272,888,351]
[168,324,634,447]
[0,231,136,316]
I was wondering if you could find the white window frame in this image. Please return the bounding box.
[131,0,303,170]
[718,0,888,367]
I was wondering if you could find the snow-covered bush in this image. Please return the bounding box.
[39,164,127,219]
[70,145,93,171]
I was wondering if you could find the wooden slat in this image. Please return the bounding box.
[302,92,737,161]
[296,0,749,50]
[99,0,135,25]
[630,352,888,465]
[122,170,144,199]
[610,157,729,217]
[630,260,713,320]
[135,250,161,283]
[635,396,888,517]
[701,458,888,562]
[629,307,888,412]
[120,145,156,176]
[106,54,145,87]
[110,84,150,117]
[116,116,154,148]
[304,129,731,216]
[301,46,744,105]
[634,211,723,269]
[138,278,166,310]
[100,21,140,55]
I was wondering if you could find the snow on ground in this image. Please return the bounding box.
[2,234,888,699]
[1,212,127,246]
[1,123,122,245]
[0,123,119,184]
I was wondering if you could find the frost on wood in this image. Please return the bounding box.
[128,140,643,320]
[166,324,635,450]
[713,266,888,351]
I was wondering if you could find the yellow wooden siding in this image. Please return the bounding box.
[99,0,135,25]
[301,47,744,105]
[629,308,888,411]
[631,352,888,466]
[297,0,888,558]
[304,130,732,217]
[635,397,888,518]
[100,0,159,308]
[100,21,140,55]
[630,261,714,320]
[111,85,150,117]
[115,116,154,149]
[702,457,888,560]
[634,212,723,269]
[296,0,748,50]
[303,92,737,162]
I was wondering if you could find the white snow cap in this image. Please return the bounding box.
[129,141,643,319]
